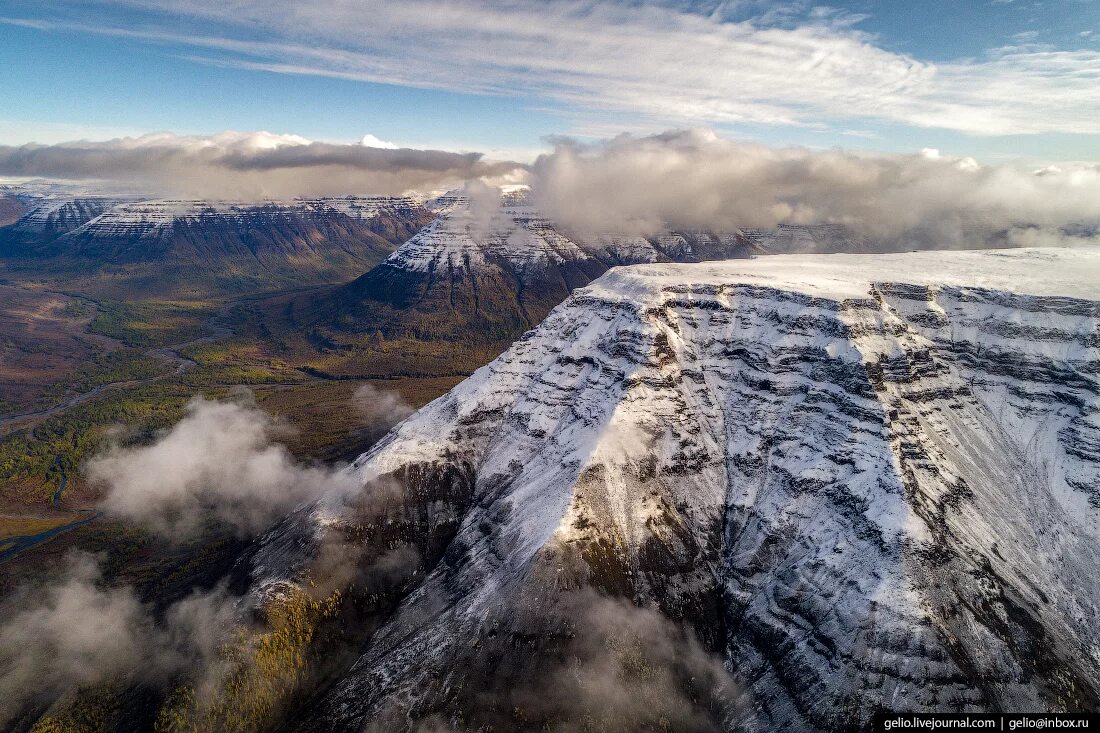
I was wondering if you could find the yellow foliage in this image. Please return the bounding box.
[30,687,119,733]
[154,587,341,733]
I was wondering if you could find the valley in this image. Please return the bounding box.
[0,194,461,617]
[3,2,1099,729]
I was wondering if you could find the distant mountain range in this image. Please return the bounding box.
[0,185,884,378]
[0,194,435,296]
[0,186,868,303]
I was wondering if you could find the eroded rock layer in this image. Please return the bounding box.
[255,247,1100,731]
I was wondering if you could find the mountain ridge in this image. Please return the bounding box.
[0,195,436,297]
[275,194,869,379]
[240,246,1100,731]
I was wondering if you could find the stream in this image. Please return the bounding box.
[0,298,235,433]
[0,295,236,562]
[0,458,100,564]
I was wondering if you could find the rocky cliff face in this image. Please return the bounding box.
[252,247,1100,731]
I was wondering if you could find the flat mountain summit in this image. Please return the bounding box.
[282,193,865,376]
[0,195,435,296]
[244,246,1100,731]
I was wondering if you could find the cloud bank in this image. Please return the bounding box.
[4,127,1098,250]
[87,393,361,538]
[529,129,1100,247]
[0,131,523,198]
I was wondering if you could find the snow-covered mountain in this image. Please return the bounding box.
[0,195,435,295]
[370,191,864,279]
[255,246,1100,731]
[57,197,424,241]
[384,192,766,275]
[314,193,864,362]
[6,195,140,237]
[5,196,427,252]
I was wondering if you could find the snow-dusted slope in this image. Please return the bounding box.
[374,191,871,285]
[4,195,425,242]
[1,194,439,300]
[266,246,1100,730]
[58,196,424,242]
[377,193,765,277]
[382,196,592,274]
[326,192,868,355]
[326,194,766,350]
[1,195,434,294]
[8,196,138,236]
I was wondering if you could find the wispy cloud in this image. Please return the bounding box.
[0,553,239,726]
[87,393,360,538]
[7,0,1100,136]
[86,388,426,539]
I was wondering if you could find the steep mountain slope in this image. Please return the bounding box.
[0,196,434,296]
[331,194,873,335]
[0,194,29,227]
[251,247,1100,731]
[327,196,618,345]
[279,194,866,377]
[2,196,138,240]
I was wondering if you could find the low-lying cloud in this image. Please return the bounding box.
[0,553,239,726]
[0,131,524,199]
[393,588,739,732]
[514,591,738,732]
[530,129,1100,248]
[87,393,361,538]
[0,389,424,723]
[352,383,414,433]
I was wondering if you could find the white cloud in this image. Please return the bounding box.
[0,554,239,726]
[13,1,1100,136]
[87,394,362,538]
[352,383,413,426]
[529,129,1100,246]
[360,133,398,150]
[0,130,523,198]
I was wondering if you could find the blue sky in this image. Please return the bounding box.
[1,0,1098,162]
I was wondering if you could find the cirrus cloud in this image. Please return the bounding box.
[6,0,1100,137]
